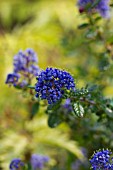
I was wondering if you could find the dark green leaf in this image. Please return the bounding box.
[48,114,62,128]
[78,23,89,29]
[31,102,39,118]
[95,16,101,22]
[14,85,22,89]
[98,53,110,71]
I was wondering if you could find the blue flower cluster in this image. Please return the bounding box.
[30,154,50,170]
[90,149,113,170]
[6,48,39,88]
[77,0,110,18]
[9,154,49,170]
[35,67,75,104]
[5,73,20,87]
[9,158,24,170]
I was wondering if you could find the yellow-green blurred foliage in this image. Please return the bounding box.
[0,0,84,169]
[0,0,113,169]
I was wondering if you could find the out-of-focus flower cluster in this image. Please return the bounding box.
[77,0,110,18]
[71,147,89,170]
[35,67,75,104]
[60,99,74,118]
[9,154,50,170]
[90,149,113,170]
[9,158,24,170]
[62,99,73,113]
[31,154,50,170]
[5,50,75,105]
[6,48,40,88]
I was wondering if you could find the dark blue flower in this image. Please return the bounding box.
[77,0,110,18]
[35,67,75,104]
[30,154,50,170]
[5,73,20,86]
[9,158,24,170]
[90,149,113,169]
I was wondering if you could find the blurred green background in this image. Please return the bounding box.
[0,0,113,169]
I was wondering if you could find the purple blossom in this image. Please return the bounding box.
[63,99,73,113]
[5,73,20,86]
[30,154,50,170]
[25,48,38,63]
[6,48,40,88]
[90,149,113,169]
[35,67,75,104]
[9,158,24,170]
[20,80,28,87]
[13,48,39,75]
[28,65,40,76]
[77,0,110,18]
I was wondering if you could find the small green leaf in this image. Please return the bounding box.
[73,103,84,117]
[78,23,89,29]
[31,102,39,118]
[95,16,101,22]
[27,85,35,89]
[48,114,62,128]
[14,85,22,89]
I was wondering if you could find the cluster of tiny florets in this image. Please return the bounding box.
[35,67,75,104]
[5,73,20,87]
[6,48,39,88]
[13,48,38,75]
[77,0,110,18]
[30,154,50,170]
[90,149,113,170]
[9,158,24,170]
[9,154,49,170]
